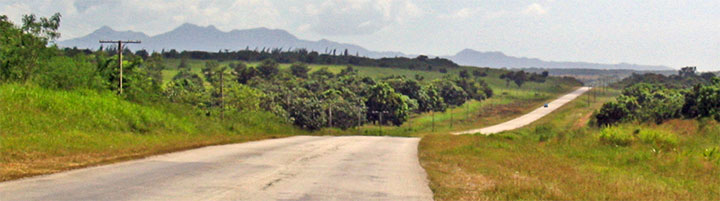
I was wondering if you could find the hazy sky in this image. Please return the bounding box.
[2,0,719,71]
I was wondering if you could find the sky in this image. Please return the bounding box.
[1,0,719,71]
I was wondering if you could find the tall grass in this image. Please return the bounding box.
[0,83,302,181]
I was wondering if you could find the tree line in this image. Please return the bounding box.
[594,68,720,126]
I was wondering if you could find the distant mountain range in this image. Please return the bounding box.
[57,23,405,58]
[58,23,673,71]
[448,49,673,71]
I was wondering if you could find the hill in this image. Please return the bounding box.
[449,49,673,71]
[57,23,405,58]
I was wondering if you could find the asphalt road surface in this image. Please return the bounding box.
[0,136,433,201]
[453,87,591,135]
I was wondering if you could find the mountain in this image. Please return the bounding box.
[448,49,674,71]
[58,26,150,50]
[59,24,672,70]
[58,23,405,58]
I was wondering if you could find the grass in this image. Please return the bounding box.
[0,84,304,181]
[419,88,720,200]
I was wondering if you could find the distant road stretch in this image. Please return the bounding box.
[453,87,591,135]
[0,136,433,201]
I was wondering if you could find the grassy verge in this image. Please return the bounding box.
[0,84,304,181]
[419,88,720,200]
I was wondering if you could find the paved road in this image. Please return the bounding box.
[0,136,433,201]
[453,87,591,135]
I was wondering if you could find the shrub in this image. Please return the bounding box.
[35,56,105,90]
[534,125,556,142]
[637,129,678,149]
[598,126,633,146]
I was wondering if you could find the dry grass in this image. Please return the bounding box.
[420,88,720,200]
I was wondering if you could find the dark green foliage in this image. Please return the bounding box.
[339,65,358,77]
[257,59,279,78]
[0,13,61,82]
[452,76,493,101]
[165,70,207,105]
[682,77,720,121]
[386,77,445,112]
[473,69,487,77]
[459,70,469,79]
[611,68,715,89]
[236,66,258,84]
[34,56,105,90]
[365,82,410,125]
[230,61,247,75]
[290,62,309,78]
[595,83,686,126]
[201,60,221,83]
[310,67,335,80]
[144,53,165,84]
[288,97,327,130]
[432,79,468,106]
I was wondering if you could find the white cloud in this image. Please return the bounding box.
[523,3,548,15]
[303,0,424,35]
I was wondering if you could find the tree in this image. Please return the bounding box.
[231,61,247,75]
[365,82,409,126]
[432,79,468,106]
[201,60,221,84]
[178,56,190,69]
[679,66,697,77]
[290,62,309,78]
[257,59,279,79]
[0,13,61,82]
[237,67,259,84]
[311,67,335,80]
[144,52,166,84]
[459,70,469,79]
[135,49,149,60]
[339,65,357,76]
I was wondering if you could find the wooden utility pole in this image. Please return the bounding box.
[99,40,141,94]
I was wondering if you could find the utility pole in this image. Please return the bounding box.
[372,110,388,135]
[99,40,141,94]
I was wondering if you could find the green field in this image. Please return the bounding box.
[419,88,720,200]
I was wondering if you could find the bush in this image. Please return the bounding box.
[598,126,633,146]
[35,56,105,90]
[535,125,556,142]
[637,129,678,149]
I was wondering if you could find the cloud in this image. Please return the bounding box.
[303,0,424,35]
[522,3,547,15]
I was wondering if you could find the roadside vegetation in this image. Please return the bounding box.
[420,87,719,200]
[1,13,582,181]
[420,67,720,200]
